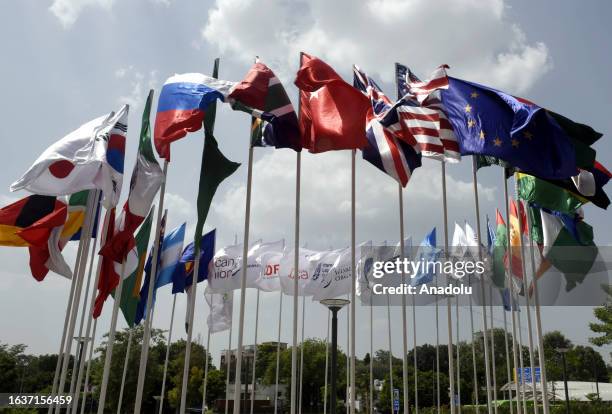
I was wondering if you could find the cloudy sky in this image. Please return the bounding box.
[1,0,611,369]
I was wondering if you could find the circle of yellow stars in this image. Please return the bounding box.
[464,90,535,149]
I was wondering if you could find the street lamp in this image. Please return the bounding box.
[320,298,350,414]
[557,347,571,414]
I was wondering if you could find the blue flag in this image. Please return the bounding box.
[412,228,441,287]
[172,229,216,294]
[441,77,578,179]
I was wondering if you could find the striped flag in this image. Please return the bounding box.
[395,63,461,162]
[352,66,421,187]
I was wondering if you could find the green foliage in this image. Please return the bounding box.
[589,285,612,346]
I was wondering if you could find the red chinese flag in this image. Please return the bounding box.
[294,53,369,153]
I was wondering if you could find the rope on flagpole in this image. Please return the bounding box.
[159,294,178,414]
[134,160,169,413]
[441,162,457,414]
[471,157,494,414]
[503,170,524,414]
[117,328,134,414]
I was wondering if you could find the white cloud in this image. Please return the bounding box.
[49,0,115,28]
[202,0,551,94]
[115,66,158,110]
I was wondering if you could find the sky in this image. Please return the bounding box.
[0,0,611,370]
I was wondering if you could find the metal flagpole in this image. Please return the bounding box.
[117,328,134,414]
[159,294,178,414]
[387,294,394,409]
[435,281,441,414]
[134,159,169,413]
[80,317,97,414]
[516,301,528,414]
[470,157,493,413]
[180,251,201,413]
[274,292,283,414]
[298,295,306,414]
[525,206,550,414]
[225,310,234,414]
[324,310,330,414]
[503,306,514,414]
[201,323,212,412]
[69,230,100,396]
[55,190,98,408]
[502,171,523,414]
[369,297,374,414]
[346,294,350,414]
[468,279,479,410]
[398,183,410,414]
[250,289,261,414]
[97,260,128,413]
[349,148,357,414]
[232,119,256,414]
[456,296,461,414]
[512,183,539,414]
[290,148,302,414]
[441,163,456,414]
[71,207,113,414]
[489,285,498,414]
[412,295,419,413]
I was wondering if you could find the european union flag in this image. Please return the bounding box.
[172,229,216,293]
[441,78,578,179]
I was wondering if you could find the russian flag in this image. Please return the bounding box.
[154,73,236,161]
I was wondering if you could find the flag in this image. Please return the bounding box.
[207,243,243,293]
[352,66,421,187]
[279,247,319,296]
[114,209,153,327]
[11,106,129,208]
[228,61,301,151]
[64,190,100,242]
[450,222,468,260]
[101,90,163,262]
[517,173,586,214]
[0,195,62,247]
[395,63,461,162]
[411,228,441,286]
[154,73,236,160]
[253,249,284,292]
[439,73,584,179]
[507,199,527,284]
[133,221,184,323]
[491,210,508,289]
[541,162,611,210]
[311,247,356,301]
[205,290,233,333]
[295,53,369,153]
[538,207,598,291]
[172,229,216,294]
[93,208,118,318]
[246,240,285,288]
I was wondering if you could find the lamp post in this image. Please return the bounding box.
[557,347,570,414]
[320,299,350,414]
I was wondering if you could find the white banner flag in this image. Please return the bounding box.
[246,240,284,288]
[206,289,233,333]
[279,248,321,296]
[207,243,243,293]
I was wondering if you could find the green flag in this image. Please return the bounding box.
[194,59,241,248]
[517,173,585,214]
[116,209,154,327]
[491,209,508,289]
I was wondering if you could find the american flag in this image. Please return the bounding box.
[395,63,461,162]
[353,66,421,187]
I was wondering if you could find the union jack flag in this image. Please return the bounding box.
[353,66,421,187]
[395,63,461,162]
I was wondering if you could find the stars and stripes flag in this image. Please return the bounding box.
[352,66,421,187]
[395,63,461,162]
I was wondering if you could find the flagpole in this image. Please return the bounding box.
[512,183,539,414]
[369,296,374,414]
[250,289,261,414]
[298,294,306,414]
[503,170,523,414]
[80,317,97,414]
[516,301,528,414]
[324,309,330,414]
[225,312,233,414]
[159,293,177,414]
[412,294,419,413]
[503,305,514,414]
[524,208,550,414]
[179,247,200,413]
[349,148,357,414]
[274,291,283,414]
[69,229,100,396]
[117,328,134,414]
[398,183,410,414]
[435,278,441,414]
[489,285,498,413]
[386,293,394,409]
[97,259,128,413]
[441,162,457,414]
[346,293,350,414]
[290,150,302,414]
[470,157,493,413]
[70,206,114,414]
[468,279,480,409]
[456,295,461,413]
[134,159,169,413]
[55,189,98,409]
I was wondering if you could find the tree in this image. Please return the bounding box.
[590,285,612,346]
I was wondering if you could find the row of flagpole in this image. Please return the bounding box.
[38,60,559,414]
